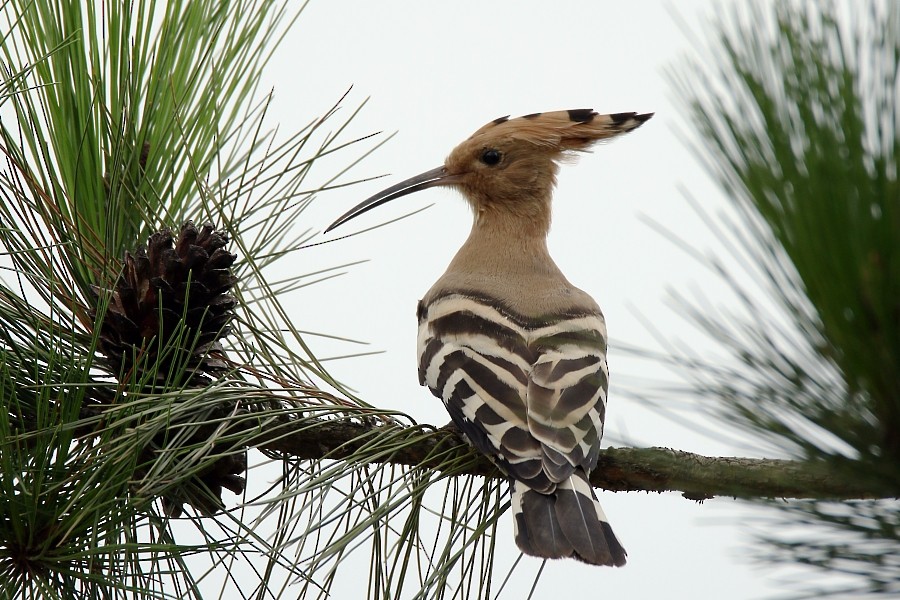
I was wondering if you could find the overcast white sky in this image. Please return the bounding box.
[244,1,818,597]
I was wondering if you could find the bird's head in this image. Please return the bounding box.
[325,109,652,234]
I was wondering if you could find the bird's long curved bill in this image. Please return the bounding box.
[325,166,458,233]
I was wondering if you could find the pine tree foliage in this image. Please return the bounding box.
[0,1,503,598]
[667,2,900,595]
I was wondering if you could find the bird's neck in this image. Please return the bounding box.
[446,208,559,279]
[424,200,596,318]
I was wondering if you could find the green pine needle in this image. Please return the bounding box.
[0,2,519,599]
[661,1,900,595]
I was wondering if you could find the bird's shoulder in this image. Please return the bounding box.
[418,275,604,329]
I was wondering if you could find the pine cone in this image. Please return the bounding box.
[93,222,246,516]
[94,221,237,385]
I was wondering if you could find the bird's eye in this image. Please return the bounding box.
[480,149,502,166]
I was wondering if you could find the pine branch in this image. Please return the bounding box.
[249,416,895,501]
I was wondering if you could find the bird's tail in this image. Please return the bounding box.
[511,471,626,567]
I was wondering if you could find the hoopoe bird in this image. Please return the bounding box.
[326,109,652,566]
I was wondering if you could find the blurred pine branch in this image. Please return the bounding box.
[662,0,900,596]
[252,417,897,500]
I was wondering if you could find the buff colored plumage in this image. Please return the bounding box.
[327,109,652,566]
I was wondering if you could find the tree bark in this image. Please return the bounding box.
[250,415,894,501]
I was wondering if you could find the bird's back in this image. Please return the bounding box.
[416,233,626,565]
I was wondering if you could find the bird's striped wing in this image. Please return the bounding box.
[418,291,623,565]
[526,314,609,481]
[518,313,618,565]
[417,292,608,490]
[417,293,542,480]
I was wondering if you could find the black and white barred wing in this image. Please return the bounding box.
[416,293,609,489]
[417,292,624,566]
[526,314,609,480]
[520,313,624,566]
[417,293,541,482]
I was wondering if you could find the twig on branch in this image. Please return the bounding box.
[249,415,896,501]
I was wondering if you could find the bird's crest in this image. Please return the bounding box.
[465,109,653,153]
